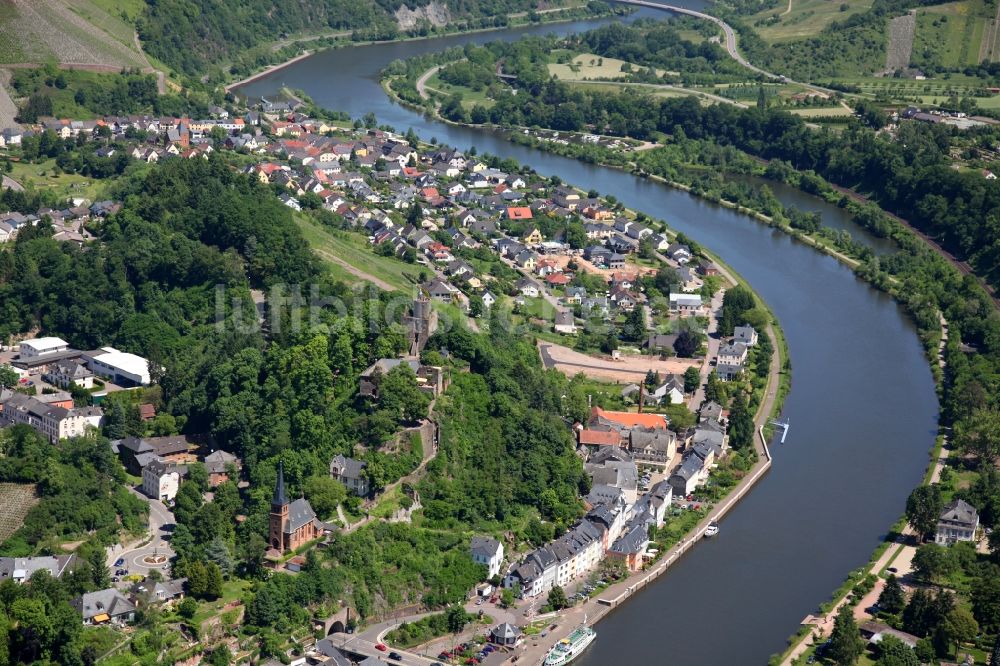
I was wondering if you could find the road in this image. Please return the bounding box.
[688,287,724,409]
[415,65,444,100]
[613,0,836,97]
[613,0,779,79]
[106,488,176,578]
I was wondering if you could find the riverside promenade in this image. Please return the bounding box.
[504,324,783,665]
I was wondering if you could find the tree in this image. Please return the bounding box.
[205,536,235,575]
[955,408,1000,464]
[378,364,431,423]
[303,475,348,519]
[0,365,19,388]
[905,485,943,539]
[971,573,1000,634]
[913,543,954,583]
[446,606,469,634]
[878,574,906,615]
[727,392,755,450]
[621,307,646,343]
[828,605,864,665]
[719,285,755,336]
[673,329,700,358]
[990,632,1000,666]
[207,646,232,666]
[187,462,209,491]
[903,588,935,637]
[86,546,110,589]
[500,588,515,609]
[203,562,224,600]
[546,585,569,611]
[874,634,919,666]
[178,597,198,620]
[683,366,701,393]
[934,607,977,658]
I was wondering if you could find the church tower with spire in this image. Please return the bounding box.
[268,461,289,551]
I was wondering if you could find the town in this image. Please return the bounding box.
[0,97,778,666]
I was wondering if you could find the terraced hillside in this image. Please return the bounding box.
[0,0,149,68]
[0,483,38,542]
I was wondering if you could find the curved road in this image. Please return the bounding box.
[613,0,779,79]
[106,488,175,578]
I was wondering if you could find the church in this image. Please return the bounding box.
[268,462,325,554]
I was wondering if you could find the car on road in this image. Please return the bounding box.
[375,643,388,652]
[887,567,898,573]
[114,558,125,567]
[388,651,402,661]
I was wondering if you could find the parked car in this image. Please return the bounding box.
[114,558,125,567]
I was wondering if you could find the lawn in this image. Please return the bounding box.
[293,214,425,291]
[750,0,876,43]
[547,53,679,81]
[8,158,110,203]
[191,579,251,626]
[423,72,495,110]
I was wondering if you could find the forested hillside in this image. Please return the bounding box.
[137,0,571,77]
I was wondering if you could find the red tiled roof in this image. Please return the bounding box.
[578,429,622,446]
[590,407,667,430]
[507,207,533,220]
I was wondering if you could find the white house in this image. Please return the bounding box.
[470,536,504,579]
[669,293,702,314]
[717,342,748,367]
[142,459,181,502]
[935,499,979,545]
[45,359,94,389]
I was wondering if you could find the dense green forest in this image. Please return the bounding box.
[0,151,607,649]
[136,0,594,79]
[0,427,148,555]
[10,67,212,121]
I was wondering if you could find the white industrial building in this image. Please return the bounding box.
[19,337,69,359]
[83,347,151,386]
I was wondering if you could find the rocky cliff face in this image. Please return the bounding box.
[395,1,451,30]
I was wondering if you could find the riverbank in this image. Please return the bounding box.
[507,320,781,665]
[225,4,627,94]
[378,69,991,666]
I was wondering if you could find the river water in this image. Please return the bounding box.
[237,7,939,664]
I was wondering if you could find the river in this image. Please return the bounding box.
[236,7,939,664]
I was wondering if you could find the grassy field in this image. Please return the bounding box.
[750,0,876,42]
[548,53,679,81]
[423,72,495,109]
[0,483,38,543]
[912,0,995,68]
[294,214,425,291]
[8,158,112,202]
